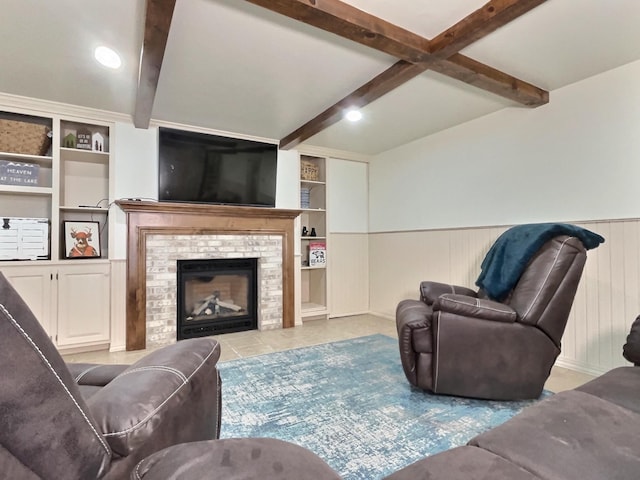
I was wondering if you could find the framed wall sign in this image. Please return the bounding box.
[63,221,101,259]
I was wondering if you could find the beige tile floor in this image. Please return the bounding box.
[62,313,595,392]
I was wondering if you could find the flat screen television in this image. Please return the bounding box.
[158,127,278,207]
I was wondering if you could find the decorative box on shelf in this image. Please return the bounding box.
[300,187,310,209]
[91,131,106,152]
[0,217,49,260]
[76,127,92,151]
[62,128,77,148]
[300,159,319,181]
[308,241,326,267]
[0,160,39,186]
[61,124,109,153]
[0,119,51,156]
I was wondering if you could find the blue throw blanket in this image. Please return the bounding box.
[476,223,605,301]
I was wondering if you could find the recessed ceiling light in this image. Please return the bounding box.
[345,109,363,122]
[94,46,122,69]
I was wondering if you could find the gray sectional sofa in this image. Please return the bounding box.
[132,318,640,479]
[384,318,640,480]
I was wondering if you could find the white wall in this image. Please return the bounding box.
[327,158,369,316]
[328,158,368,233]
[111,123,300,258]
[276,149,301,209]
[367,59,640,375]
[112,122,158,259]
[369,59,640,232]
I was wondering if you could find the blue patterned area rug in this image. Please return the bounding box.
[217,334,547,479]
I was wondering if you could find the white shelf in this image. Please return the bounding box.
[299,155,328,321]
[301,302,328,315]
[57,258,111,266]
[0,185,52,195]
[59,206,108,213]
[0,151,53,164]
[301,179,326,186]
[60,147,109,163]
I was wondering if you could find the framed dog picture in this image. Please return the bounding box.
[63,221,101,259]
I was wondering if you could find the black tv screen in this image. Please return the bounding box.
[158,127,278,207]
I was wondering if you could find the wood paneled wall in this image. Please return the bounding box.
[368,220,640,375]
[328,233,369,317]
[110,220,638,373]
[109,259,127,352]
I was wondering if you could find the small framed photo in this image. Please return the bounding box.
[63,221,101,259]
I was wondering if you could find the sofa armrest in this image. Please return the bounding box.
[434,294,517,323]
[623,316,640,366]
[420,281,476,305]
[87,338,221,457]
[66,362,129,386]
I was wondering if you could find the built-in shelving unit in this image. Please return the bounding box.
[0,108,113,351]
[58,119,111,259]
[299,155,328,319]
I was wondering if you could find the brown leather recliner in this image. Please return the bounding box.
[396,232,594,400]
[0,272,221,479]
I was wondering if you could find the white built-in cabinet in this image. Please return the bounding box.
[299,155,329,319]
[1,263,110,348]
[56,263,110,347]
[1,265,55,337]
[0,107,113,351]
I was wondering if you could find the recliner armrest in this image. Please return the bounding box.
[420,281,477,305]
[623,316,640,366]
[87,338,221,457]
[434,294,517,323]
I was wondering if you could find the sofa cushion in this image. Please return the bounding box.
[576,366,640,415]
[382,446,540,480]
[132,438,342,479]
[0,273,111,479]
[469,390,640,480]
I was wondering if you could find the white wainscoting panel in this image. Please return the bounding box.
[329,233,369,317]
[369,220,640,375]
[109,259,127,352]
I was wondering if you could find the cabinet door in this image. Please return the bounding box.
[56,263,110,347]
[0,265,54,338]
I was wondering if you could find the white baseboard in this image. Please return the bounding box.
[554,357,609,377]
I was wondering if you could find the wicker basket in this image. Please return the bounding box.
[0,119,51,156]
[300,159,319,181]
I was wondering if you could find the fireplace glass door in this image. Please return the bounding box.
[177,258,258,339]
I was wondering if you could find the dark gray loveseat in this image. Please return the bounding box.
[384,318,640,480]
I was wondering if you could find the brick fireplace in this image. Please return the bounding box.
[116,200,300,351]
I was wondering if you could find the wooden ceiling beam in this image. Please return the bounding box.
[430,54,548,107]
[269,0,548,149]
[429,0,547,59]
[246,0,547,105]
[133,0,177,129]
[280,61,427,150]
[245,0,432,64]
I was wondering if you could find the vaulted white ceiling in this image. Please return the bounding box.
[1,0,639,155]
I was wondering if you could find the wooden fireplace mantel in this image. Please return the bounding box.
[116,200,301,351]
